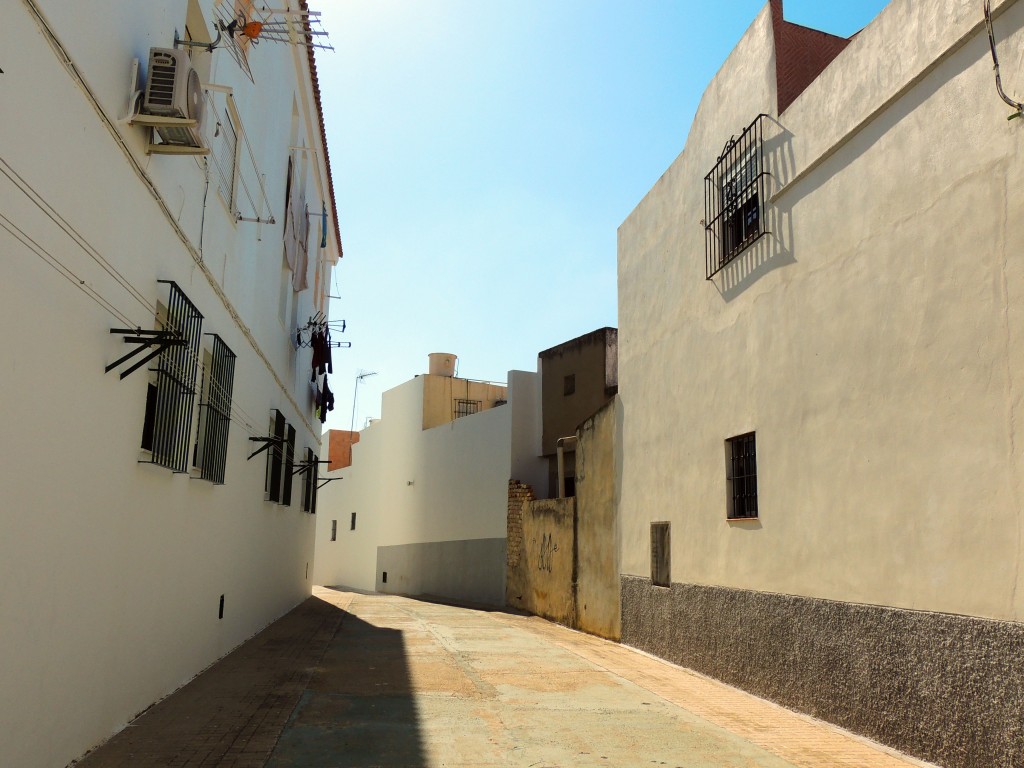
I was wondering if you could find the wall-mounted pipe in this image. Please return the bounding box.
[556,435,578,499]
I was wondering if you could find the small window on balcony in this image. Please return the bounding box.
[705,114,769,279]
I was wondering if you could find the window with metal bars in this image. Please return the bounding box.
[650,522,671,587]
[265,410,296,505]
[193,335,236,484]
[140,281,204,473]
[454,399,481,419]
[704,114,769,280]
[727,432,758,519]
[302,447,319,514]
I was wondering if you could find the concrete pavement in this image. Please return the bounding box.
[74,588,934,768]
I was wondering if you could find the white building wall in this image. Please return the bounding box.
[314,371,544,604]
[1,2,340,766]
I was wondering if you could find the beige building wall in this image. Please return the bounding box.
[619,0,1024,622]
[575,398,621,640]
[617,1,1024,765]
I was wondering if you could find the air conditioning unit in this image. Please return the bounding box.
[141,47,204,148]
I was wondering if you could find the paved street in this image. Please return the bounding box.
[75,588,931,768]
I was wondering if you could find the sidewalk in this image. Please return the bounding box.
[74,588,934,768]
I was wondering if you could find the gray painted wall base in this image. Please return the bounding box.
[621,575,1024,768]
[377,538,506,607]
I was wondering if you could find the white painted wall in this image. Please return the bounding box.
[618,0,1024,622]
[314,370,545,597]
[0,2,340,765]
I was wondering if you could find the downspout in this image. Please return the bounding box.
[556,435,578,499]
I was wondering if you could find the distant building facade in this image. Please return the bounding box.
[314,357,545,606]
[617,2,1024,767]
[1,1,341,765]
[538,328,618,497]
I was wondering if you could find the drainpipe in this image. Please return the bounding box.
[556,436,578,499]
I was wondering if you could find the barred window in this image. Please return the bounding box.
[140,281,203,473]
[454,399,481,419]
[727,432,759,519]
[194,335,236,484]
[704,114,768,279]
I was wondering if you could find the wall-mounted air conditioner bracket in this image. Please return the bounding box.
[317,477,341,490]
[147,141,210,156]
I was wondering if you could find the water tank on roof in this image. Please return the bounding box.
[428,353,457,377]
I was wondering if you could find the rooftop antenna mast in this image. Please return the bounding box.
[350,370,378,433]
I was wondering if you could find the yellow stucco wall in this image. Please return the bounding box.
[575,398,621,640]
[421,374,508,430]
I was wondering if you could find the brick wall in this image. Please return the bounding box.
[506,479,533,568]
[770,0,852,114]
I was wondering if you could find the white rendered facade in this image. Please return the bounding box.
[0,2,341,765]
[315,370,545,606]
[617,1,1024,765]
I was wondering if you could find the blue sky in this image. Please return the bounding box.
[314,1,890,432]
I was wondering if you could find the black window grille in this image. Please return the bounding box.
[302,447,320,514]
[142,281,204,472]
[704,114,769,279]
[651,522,671,587]
[196,335,236,484]
[728,432,758,519]
[454,399,481,419]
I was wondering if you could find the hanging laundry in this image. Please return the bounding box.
[319,375,334,424]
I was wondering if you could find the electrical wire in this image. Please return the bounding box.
[0,159,262,437]
[984,0,1024,117]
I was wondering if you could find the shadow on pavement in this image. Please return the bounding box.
[266,607,426,768]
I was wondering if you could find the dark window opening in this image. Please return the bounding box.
[282,424,296,506]
[728,432,758,519]
[563,475,576,498]
[382,571,388,584]
[218,594,225,619]
[705,114,769,279]
[454,399,481,419]
[563,374,576,396]
[350,512,357,530]
[651,522,671,587]
[141,383,157,450]
[301,447,319,514]
[265,411,286,503]
[330,520,337,541]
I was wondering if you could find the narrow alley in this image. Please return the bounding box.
[74,588,930,768]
